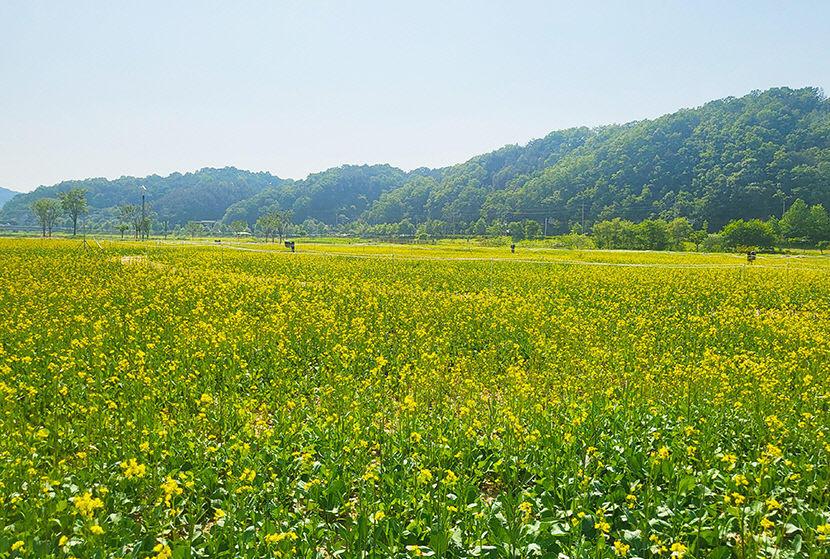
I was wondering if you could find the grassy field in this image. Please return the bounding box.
[0,238,828,558]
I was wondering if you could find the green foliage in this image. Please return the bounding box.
[808,204,830,244]
[592,218,676,250]
[56,187,88,235]
[2,167,282,227]
[229,220,249,235]
[29,198,62,237]
[668,217,694,249]
[721,219,777,251]
[548,232,595,249]
[256,209,293,242]
[227,165,409,228]
[780,199,812,240]
[524,219,542,240]
[180,221,206,239]
[380,87,828,234]
[364,87,830,236]
[118,204,142,240]
[701,233,725,253]
[398,218,416,236]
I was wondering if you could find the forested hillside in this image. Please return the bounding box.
[3,87,828,234]
[221,164,426,226]
[0,167,283,226]
[234,86,829,234]
[362,87,829,233]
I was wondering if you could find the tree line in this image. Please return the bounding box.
[590,198,830,252]
[26,185,830,254]
[29,187,88,237]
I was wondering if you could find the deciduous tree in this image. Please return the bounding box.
[30,198,62,237]
[57,187,88,235]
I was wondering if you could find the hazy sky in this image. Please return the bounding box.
[1,1,828,192]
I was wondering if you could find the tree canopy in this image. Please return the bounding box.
[30,198,62,237]
[57,187,88,235]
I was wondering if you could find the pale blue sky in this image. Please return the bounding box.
[1,1,828,192]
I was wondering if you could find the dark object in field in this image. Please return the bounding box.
[285,241,295,252]
[511,244,515,254]
[747,251,756,262]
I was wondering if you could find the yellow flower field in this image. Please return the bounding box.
[0,238,828,558]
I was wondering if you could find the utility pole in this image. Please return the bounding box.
[774,189,788,219]
[140,185,147,241]
[581,202,585,233]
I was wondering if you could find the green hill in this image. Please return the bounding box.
[221,164,425,226]
[361,87,829,233]
[0,167,284,227]
[4,87,828,233]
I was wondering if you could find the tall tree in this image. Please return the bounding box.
[118,204,142,240]
[807,205,830,245]
[57,187,88,235]
[30,198,62,237]
[181,221,205,239]
[256,209,293,243]
[274,210,292,243]
[230,220,249,235]
[721,219,776,250]
[255,214,276,242]
[780,198,811,240]
[668,217,694,250]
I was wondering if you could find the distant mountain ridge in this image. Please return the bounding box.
[2,87,828,232]
[0,187,20,210]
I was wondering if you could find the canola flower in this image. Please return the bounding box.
[119,458,146,479]
[151,543,172,559]
[613,540,630,556]
[159,476,183,506]
[670,542,689,557]
[265,531,298,544]
[72,492,104,519]
[0,238,828,557]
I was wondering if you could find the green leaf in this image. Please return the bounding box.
[699,529,718,546]
[792,534,802,553]
[549,522,568,536]
[785,523,801,534]
[677,475,696,495]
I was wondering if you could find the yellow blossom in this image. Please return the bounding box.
[72,492,104,519]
